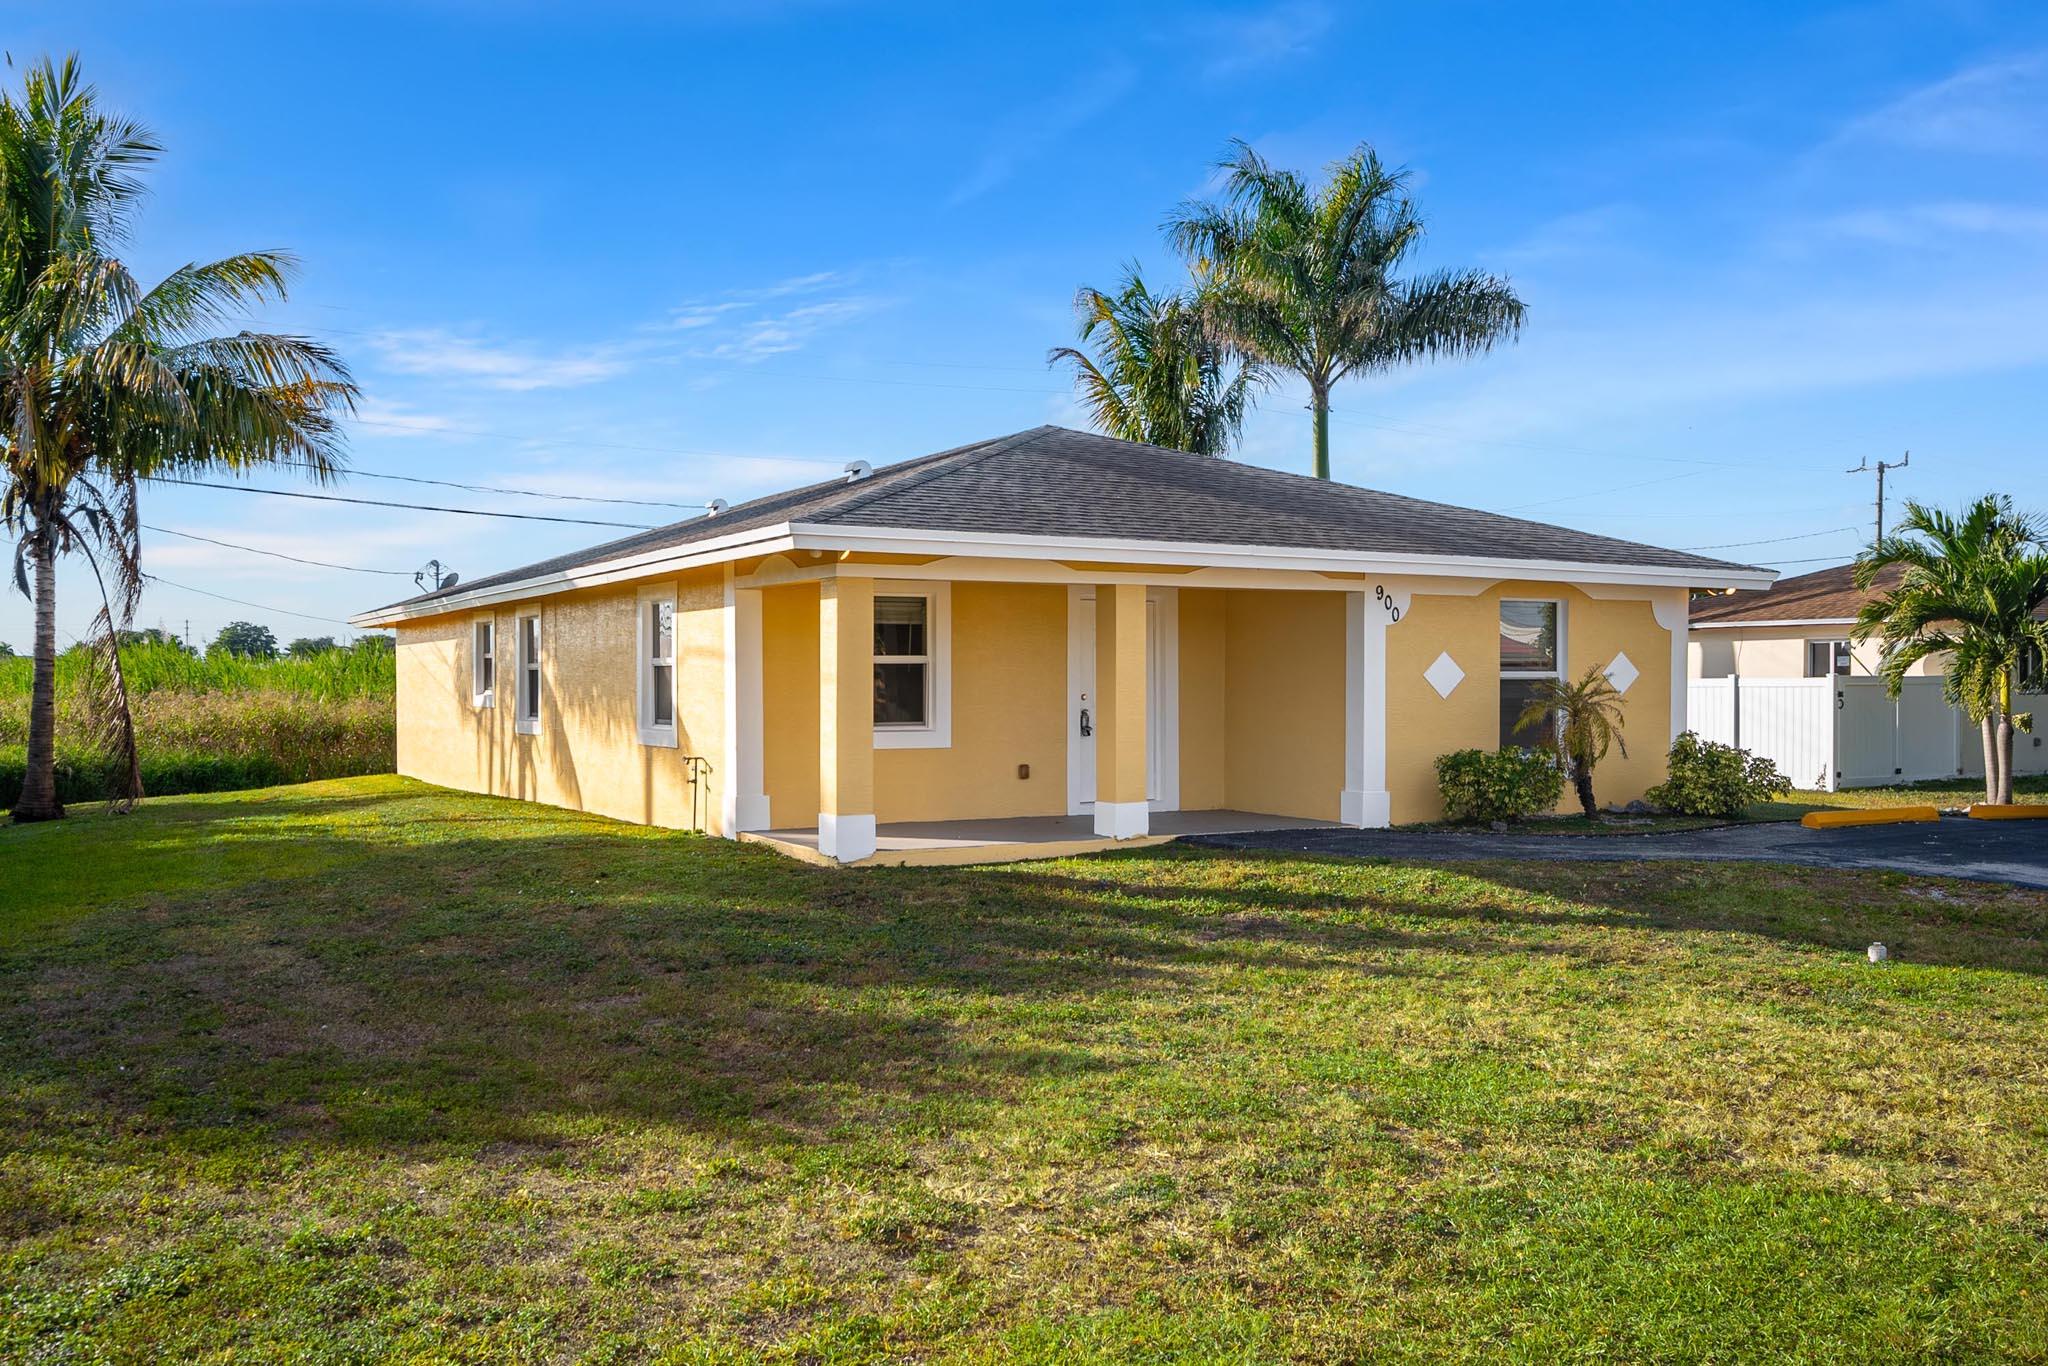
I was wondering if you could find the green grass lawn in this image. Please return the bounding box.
[5,778,2047,1362]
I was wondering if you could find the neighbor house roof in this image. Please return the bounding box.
[1690,562,1902,627]
[357,426,1770,625]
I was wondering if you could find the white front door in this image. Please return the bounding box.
[1068,591,1164,814]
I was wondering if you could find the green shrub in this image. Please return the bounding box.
[1434,747,1565,823]
[1647,731,1792,818]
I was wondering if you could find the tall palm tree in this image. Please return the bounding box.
[1,56,355,821]
[1513,666,1628,817]
[1854,495,2048,806]
[1169,140,1525,480]
[1048,266,1262,457]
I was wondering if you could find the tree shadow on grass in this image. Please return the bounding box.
[9,801,2045,1178]
[1078,843,2048,978]
[2,820,1569,1164]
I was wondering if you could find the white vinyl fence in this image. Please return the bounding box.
[1687,676,2048,791]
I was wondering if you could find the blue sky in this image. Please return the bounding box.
[8,1,2048,650]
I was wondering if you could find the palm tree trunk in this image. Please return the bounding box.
[1979,714,1999,806]
[1994,670,2015,805]
[1310,381,1331,481]
[1996,713,2014,804]
[1571,762,1598,818]
[13,522,65,822]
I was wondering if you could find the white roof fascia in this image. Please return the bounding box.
[785,522,1776,592]
[1690,617,1856,630]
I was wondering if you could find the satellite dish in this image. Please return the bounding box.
[439,572,459,589]
[706,498,729,516]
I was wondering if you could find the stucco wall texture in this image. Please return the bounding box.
[396,570,1683,833]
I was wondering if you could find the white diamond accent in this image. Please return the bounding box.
[1604,650,1640,695]
[1423,651,1465,699]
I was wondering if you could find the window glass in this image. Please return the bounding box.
[874,596,927,657]
[1499,601,1558,673]
[520,616,540,721]
[649,602,675,728]
[874,663,927,725]
[1806,640,1849,677]
[1501,678,1554,750]
[473,621,494,698]
[1499,600,1559,748]
[873,595,930,727]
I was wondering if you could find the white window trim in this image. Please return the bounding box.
[872,579,951,750]
[471,615,496,709]
[515,611,542,736]
[1499,597,1566,748]
[636,587,678,748]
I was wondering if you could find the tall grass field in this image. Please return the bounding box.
[0,640,395,808]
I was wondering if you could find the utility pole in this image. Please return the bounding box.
[1846,451,1909,544]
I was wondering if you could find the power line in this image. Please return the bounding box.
[142,523,416,576]
[142,573,356,626]
[282,459,708,511]
[1680,526,1859,551]
[143,477,656,529]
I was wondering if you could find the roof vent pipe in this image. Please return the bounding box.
[843,459,872,483]
[704,498,728,516]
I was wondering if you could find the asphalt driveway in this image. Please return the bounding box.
[1189,815,2048,890]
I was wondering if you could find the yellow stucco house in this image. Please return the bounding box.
[353,427,1771,863]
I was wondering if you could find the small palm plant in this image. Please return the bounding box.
[1513,666,1628,817]
[1048,266,1263,457]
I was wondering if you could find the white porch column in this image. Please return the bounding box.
[1652,589,1689,743]
[1341,583,1410,828]
[818,576,877,862]
[721,568,769,835]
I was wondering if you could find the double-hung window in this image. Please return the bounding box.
[1499,599,1562,749]
[638,595,677,746]
[472,619,495,707]
[1805,639,1851,678]
[515,612,541,735]
[873,595,929,728]
[871,584,951,748]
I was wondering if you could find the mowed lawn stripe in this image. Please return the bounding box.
[2,777,2045,1362]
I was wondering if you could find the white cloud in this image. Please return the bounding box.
[347,398,467,438]
[367,329,633,391]
[1808,200,2048,247]
[947,64,1136,206]
[1181,2,1335,80]
[664,281,884,362]
[1836,50,2048,157]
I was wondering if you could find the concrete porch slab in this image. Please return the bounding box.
[742,809,1329,868]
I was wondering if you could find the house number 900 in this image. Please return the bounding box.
[1373,584,1402,623]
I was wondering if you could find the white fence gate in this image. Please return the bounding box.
[1685,677,2048,791]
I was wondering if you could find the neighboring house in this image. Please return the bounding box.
[1687,561,2046,788]
[353,426,1768,862]
[1688,562,1935,679]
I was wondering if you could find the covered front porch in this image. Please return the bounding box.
[720,557,1410,864]
[742,808,1330,868]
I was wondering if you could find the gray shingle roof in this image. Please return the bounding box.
[371,426,1759,614]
